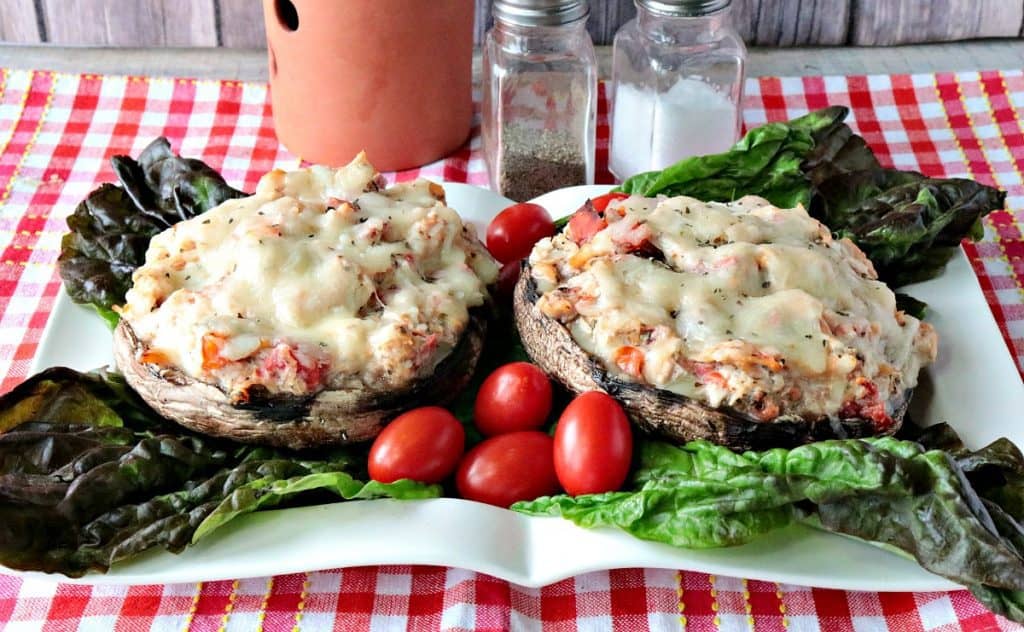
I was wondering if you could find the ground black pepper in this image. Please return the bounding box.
[497,125,586,202]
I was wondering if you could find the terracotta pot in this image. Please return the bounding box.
[263,0,474,170]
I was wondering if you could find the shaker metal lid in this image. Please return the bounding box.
[492,0,589,26]
[636,0,731,17]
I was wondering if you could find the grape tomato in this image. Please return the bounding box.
[368,407,465,484]
[553,392,633,496]
[486,202,555,263]
[474,362,553,436]
[455,431,559,507]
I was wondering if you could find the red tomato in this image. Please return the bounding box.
[567,207,607,244]
[486,202,555,263]
[368,407,465,484]
[474,362,553,436]
[590,192,629,212]
[455,431,560,507]
[554,392,633,496]
[496,260,521,299]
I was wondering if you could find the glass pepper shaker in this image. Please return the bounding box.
[609,0,747,181]
[482,0,598,202]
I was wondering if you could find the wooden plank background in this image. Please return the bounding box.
[0,0,1022,47]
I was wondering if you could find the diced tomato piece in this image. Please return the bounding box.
[259,343,328,391]
[749,352,784,372]
[703,371,727,388]
[260,345,295,373]
[299,361,328,391]
[614,346,645,379]
[590,192,629,213]
[610,221,654,253]
[201,333,230,371]
[753,396,781,421]
[840,378,894,430]
[568,205,607,245]
[140,349,171,365]
[858,377,879,399]
[418,333,440,363]
[691,362,728,389]
[711,256,739,271]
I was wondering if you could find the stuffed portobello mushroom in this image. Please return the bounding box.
[115,155,498,449]
[514,193,937,450]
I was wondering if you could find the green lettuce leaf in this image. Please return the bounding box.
[808,437,1024,596]
[0,367,438,576]
[514,436,1024,621]
[515,439,912,548]
[901,422,1024,526]
[812,171,1005,286]
[193,470,440,542]
[57,138,245,326]
[894,293,928,319]
[0,366,169,434]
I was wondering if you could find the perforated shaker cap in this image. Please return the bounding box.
[492,0,590,26]
[636,0,731,17]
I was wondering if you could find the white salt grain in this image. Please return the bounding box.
[610,78,739,181]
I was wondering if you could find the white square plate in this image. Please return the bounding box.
[16,183,1024,590]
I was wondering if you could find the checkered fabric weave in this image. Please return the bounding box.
[0,68,1021,631]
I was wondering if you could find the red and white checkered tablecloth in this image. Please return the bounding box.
[0,67,1021,631]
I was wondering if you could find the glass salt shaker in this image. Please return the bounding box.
[482,0,598,202]
[609,0,746,181]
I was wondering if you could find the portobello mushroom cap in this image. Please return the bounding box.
[113,313,486,450]
[513,265,909,451]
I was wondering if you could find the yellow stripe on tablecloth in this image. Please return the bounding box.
[183,582,203,631]
[777,584,788,629]
[0,68,7,119]
[677,570,688,630]
[256,576,274,632]
[0,71,56,215]
[293,573,310,632]
[934,73,1024,304]
[0,70,39,211]
[0,69,29,167]
[709,574,721,630]
[742,579,755,629]
[216,579,239,632]
[983,71,1024,269]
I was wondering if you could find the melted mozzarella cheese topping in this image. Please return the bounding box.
[121,154,498,399]
[529,194,937,424]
